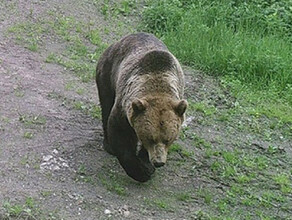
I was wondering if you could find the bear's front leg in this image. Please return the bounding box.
[107,116,155,182]
[117,150,155,182]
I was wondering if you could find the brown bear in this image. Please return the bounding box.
[96,33,187,182]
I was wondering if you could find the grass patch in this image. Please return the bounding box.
[74,164,94,184]
[6,12,108,84]
[97,0,137,18]
[7,22,45,51]
[169,143,193,158]
[141,0,292,121]
[99,172,127,196]
[45,53,94,83]
[198,188,213,205]
[176,192,191,202]
[86,29,102,46]
[192,133,212,149]
[40,191,53,197]
[19,114,46,126]
[194,141,292,218]
[72,100,102,119]
[23,132,33,139]
[273,173,291,194]
[2,197,38,218]
[188,101,216,116]
[46,92,101,120]
[144,197,173,210]
[2,197,60,219]
[221,76,292,123]
[14,88,25,97]
[153,199,169,209]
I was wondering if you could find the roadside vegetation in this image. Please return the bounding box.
[140,0,292,123]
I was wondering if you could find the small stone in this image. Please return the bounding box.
[52,149,59,154]
[40,162,47,170]
[104,209,111,215]
[182,116,195,128]
[123,210,130,217]
[59,157,66,162]
[52,165,60,171]
[62,162,69,168]
[68,194,74,199]
[43,155,53,162]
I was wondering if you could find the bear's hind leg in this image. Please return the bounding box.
[96,72,116,155]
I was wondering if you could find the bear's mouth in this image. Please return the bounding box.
[148,144,167,168]
[150,155,167,167]
[138,142,168,168]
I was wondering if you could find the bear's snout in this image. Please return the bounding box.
[149,144,167,168]
[153,160,165,168]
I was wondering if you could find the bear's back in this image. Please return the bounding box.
[97,33,169,75]
[115,32,168,59]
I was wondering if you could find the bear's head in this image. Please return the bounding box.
[128,96,187,168]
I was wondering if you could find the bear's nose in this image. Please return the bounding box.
[153,161,165,168]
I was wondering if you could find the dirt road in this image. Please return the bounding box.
[1,1,291,219]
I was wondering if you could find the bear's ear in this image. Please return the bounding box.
[132,99,148,113]
[174,99,188,116]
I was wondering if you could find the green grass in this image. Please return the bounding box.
[74,164,95,184]
[72,100,102,119]
[7,22,45,51]
[23,132,33,139]
[176,192,191,202]
[19,114,46,126]
[188,101,216,116]
[144,197,173,210]
[198,188,213,205]
[169,143,193,158]
[176,96,292,218]
[86,29,102,46]
[273,173,291,194]
[97,0,137,18]
[3,202,26,217]
[40,191,53,197]
[99,172,127,196]
[221,76,292,123]
[6,13,108,85]
[140,0,292,122]
[192,133,212,149]
[45,52,95,83]
[14,88,25,97]
[152,199,169,209]
[2,197,60,219]
[2,197,38,218]
[195,141,292,218]
[46,91,101,120]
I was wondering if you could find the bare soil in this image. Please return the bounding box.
[0,1,291,220]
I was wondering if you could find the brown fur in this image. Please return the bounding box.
[96,33,187,182]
